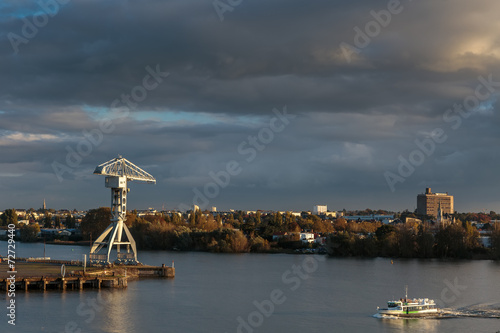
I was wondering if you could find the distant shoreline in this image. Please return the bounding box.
[0,238,320,255]
[0,239,496,260]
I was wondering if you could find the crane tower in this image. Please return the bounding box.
[90,156,156,264]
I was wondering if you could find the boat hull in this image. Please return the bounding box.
[378,309,438,317]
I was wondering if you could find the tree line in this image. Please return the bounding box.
[4,206,500,259]
[79,207,341,253]
[326,221,500,259]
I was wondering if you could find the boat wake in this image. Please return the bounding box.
[442,303,500,319]
[374,303,500,320]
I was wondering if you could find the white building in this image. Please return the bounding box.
[313,205,327,215]
[299,232,315,244]
[324,211,337,218]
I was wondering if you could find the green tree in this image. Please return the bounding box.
[375,224,398,257]
[435,223,468,258]
[43,213,53,228]
[20,224,41,242]
[0,209,18,227]
[65,214,76,228]
[241,221,255,236]
[80,207,111,241]
[326,232,356,256]
[416,224,434,258]
[490,226,500,259]
[54,216,61,229]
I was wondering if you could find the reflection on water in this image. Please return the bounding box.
[374,314,441,331]
[2,241,500,333]
[101,290,137,333]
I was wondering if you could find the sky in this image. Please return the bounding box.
[0,0,499,213]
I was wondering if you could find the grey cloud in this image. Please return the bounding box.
[0,0,499,211]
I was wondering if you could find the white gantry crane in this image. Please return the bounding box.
[90,156,156,265]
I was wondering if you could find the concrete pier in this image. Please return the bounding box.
[0,274,146,291]
[0,259,175,292]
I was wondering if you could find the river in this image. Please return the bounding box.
[1,241,500,333]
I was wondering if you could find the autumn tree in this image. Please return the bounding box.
[189,211,196,226]
[463,221,480,250]
[313,220,334,233]
[250,236,270,252]
[333,218,348,231]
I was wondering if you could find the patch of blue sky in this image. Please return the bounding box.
[130,110,213,124]
[82,105,270,127]
[0,1,71,21]
[475,95,497,116]
[0,3,43,20]
[130,110,268,128]
[82,105,109,120]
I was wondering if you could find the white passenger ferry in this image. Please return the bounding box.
[377,287,439,317]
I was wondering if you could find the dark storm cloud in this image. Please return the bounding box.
[1,0,500,211]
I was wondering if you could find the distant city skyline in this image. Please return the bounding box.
[1,1,499,213]
[2,191,495,215]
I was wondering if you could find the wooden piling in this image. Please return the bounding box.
[41,278,47,291]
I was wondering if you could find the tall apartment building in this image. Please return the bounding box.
[416,188,454,218]
[313,205,327,215]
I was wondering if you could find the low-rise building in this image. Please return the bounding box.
[299,232,315,244]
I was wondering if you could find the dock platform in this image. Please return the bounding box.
[0,259,174,292]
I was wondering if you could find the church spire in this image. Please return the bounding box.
[43,198,46,210]
[437,201,443,225]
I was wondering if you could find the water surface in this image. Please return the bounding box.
[1,241,500,333]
